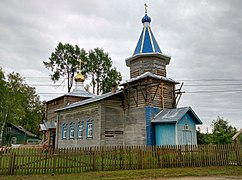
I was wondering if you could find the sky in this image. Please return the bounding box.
[0,0,242,132]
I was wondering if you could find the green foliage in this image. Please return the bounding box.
[102,67,122,94]
[0,68,44,145]
[87,48,122,95]
[44,44,122,95]
[211,116,237,144]
[196,127,212,144]
[43,42,87,92]
[197,117,237,144]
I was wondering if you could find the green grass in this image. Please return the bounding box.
[1,166,242,180]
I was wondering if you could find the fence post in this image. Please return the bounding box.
[93,146,96,171]
[235,144,241,166]
[8,152,16,175]
[52,149,57,175]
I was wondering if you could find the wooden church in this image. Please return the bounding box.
[55,8,202,148]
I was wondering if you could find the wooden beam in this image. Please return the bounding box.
[139,84,147,102]
[161,83,164,110]
[151,84,160,101]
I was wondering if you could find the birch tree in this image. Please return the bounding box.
[43,42,88,92]
[87,48,122,95]
[0,69,44,145]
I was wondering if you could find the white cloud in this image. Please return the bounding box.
[0,0,242,130]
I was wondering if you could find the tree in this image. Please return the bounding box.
[196,127,213,144]
[211,116,237,144]
[0,69,44,145]
[43,42,87,92]
[102,67,122,94]
[87,48,122,95]
[0,68,8,145]
[44,44,122,94]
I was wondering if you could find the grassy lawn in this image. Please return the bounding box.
[1,166,242,180]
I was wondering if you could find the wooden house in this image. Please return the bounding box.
[55,9,202,148]
[4,123,41,146]
[232,128,242,144]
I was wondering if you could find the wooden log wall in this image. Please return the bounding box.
[46,96,85,122]
[124,78,176,109]
[130,57,167,78]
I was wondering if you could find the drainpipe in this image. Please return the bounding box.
[55,113,59,149]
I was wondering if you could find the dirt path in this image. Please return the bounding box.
[153,176,242,180]
[140,176,242,180]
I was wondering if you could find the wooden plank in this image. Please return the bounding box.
[0,147,3,175]
[14,148,19,175]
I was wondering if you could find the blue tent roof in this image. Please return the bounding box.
[126,12,171,67]
[133,14,162,55]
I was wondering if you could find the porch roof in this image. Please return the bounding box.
[151,107,202,124]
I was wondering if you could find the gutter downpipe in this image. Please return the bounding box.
[55,113,59,149]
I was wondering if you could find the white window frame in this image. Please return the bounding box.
[69,123,75,139]
[7,127,12,133]
[87,123,93,138]
[62,124,67,139]
[77,122,84,139]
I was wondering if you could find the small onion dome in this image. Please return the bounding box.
[74,73,85,82]
[141,14,151,23]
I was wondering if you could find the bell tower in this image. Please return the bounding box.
[126,5,171,78]
[121,5,183,146]
[121,5,178,109]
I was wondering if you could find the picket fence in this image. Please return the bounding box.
[0,144,241,175]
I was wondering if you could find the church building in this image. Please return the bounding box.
[55,8,202,148]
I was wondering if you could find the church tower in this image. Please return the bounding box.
[121,5,178,110]
[126,5,170,78]
[121,6,180,145]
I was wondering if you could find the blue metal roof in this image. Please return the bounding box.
[133,14,162,55]
[151,107,202,125]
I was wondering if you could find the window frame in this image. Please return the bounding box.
[11,137,17,144]
[69,122,75,139]
[7,127,12,133]
[86,119,94,139]
[77,121,84,139]
[62,123,67,140]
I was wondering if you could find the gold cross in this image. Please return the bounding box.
[144,3,148,14]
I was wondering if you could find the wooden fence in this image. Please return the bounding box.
[0,144,241,175]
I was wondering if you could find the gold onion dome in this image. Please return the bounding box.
[74,73,85,82]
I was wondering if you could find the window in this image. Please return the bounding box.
[69,122,75,139]
[77,121,84,139]
[184,124,189,130]
[62,123,67,139]
[86,120,93,138]
[7,127,12,133]
[87,124,93,137]
[11,137,17,144]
